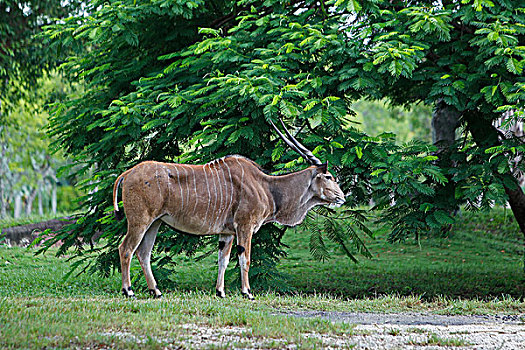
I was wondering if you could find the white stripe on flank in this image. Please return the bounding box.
[181,165,190,210]
[203,164,212,228]
[190,166,198,215]
[235,157,245,204]
[218,159,230,222]
[214,165,224,229]
[209,163,218,233]
[165,166,171,200]
[174,166,183,211]
[223,160,234,211]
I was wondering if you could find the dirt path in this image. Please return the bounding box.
[100,311,525,349]
[277,310,525,349]
[277,310,524,326]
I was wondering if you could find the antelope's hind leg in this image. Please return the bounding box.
[236,229,254,300]
[119,217,154,298]
[215,234,234,298]
[136,220,162,298]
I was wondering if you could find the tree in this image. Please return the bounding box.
[1,0,83,217]
[1,73,77,218]
[0,0,83,103]
[339,0,525,234]
[42,0,524,287]
[351,99,432,143]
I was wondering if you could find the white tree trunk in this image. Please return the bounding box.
[0,125,8,218]
[38,188,44,216]
[14,194,23,218]
[0,176,6,218]
[52,184,57,214]
[25,188,37,216]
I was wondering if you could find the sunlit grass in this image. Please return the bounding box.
[1,207,524,348]
[276,207,525,300]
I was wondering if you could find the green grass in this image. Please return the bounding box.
[279,208,525,300]
[0,294,357,349]
[408,333,471,347]
[162,207,525,300]
[1,207,524,348]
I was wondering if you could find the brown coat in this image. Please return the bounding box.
[114,155,345,299]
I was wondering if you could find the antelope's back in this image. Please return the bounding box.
[122,157,263,235]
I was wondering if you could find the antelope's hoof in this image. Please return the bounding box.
[149,289,162,298]
[216,289,226,298]
[122,287,135,298]
[242,291,254,300]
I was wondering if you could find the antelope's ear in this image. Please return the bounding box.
[316,162,328,174]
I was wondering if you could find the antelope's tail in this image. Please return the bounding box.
[113,170,131,221]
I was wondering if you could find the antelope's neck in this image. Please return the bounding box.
[267,168,319,226]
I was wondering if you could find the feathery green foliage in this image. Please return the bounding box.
[0,0,83,113]
[41,0,525,288]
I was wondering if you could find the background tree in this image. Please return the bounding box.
[1,73,80,218]
[339,0,525,235]
[41,0,443,288]
[0,0,83,102]
[1,0,84,217]
[352,99,432,143]
[42,0,525,287]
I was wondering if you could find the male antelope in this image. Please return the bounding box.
[113,120,345,299]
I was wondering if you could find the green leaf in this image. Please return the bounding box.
[347,0,362,12]
[311,77,322,89]
[506,58,523,74]
[309,110,323,128]
[371,169,386,176]
[142,119,168,131]
[433,210,455,225]
[198,27,221,37]
[355,146,363,159]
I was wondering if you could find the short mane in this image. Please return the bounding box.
[223,155,270,175]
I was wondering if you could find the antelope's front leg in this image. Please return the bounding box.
[216,234,234,298]
[236,230,254,300]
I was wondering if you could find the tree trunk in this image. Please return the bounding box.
[432,99,460,148]
[505,187,525,234]
[0,174,5,218]
[25,188,37,216]
[14,194,22,218]
[432,100,461,223]
[464,110,525,270]
[0,125,8,218]
[38,188,44,216]
[51,184,57,214]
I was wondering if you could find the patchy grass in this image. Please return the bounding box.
[0,292,356,349]
[408,333,471,347]
[387,328,401,336]
[277,207,525,300]
[159,207,525,301]
[1,207,525,348]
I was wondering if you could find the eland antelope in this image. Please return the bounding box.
[113,120,345,299]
